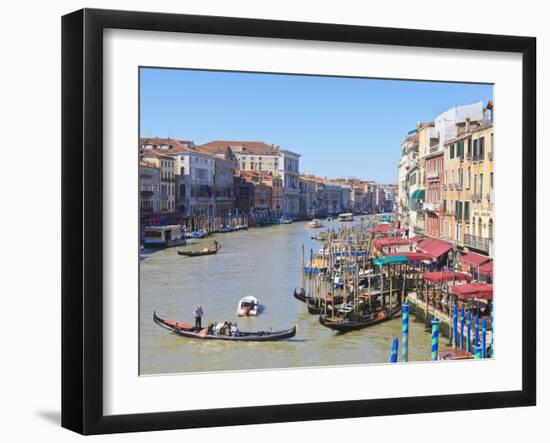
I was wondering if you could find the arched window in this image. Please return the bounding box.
[478,218,483,238]
[488,219,494,240]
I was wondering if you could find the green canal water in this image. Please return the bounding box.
[139,219,432,375]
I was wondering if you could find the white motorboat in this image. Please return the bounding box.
[236,295,260,316]
[338,213,354,222]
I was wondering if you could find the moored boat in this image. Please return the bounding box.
[293,287,307,302]
[143,225,187,248]
[153,312,296,341]
[318,305,402,332]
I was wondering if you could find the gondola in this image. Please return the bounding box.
[318,305,402,332]
[177,243,221,257]
[153,312,296,341]
[293,287,307,302]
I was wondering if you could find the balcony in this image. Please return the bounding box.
[464,234,492,254]
[456,183,463,191]
[472,193,482,202]
[423,202,438,213]
[442,184,447,191]
[486,190,494,203]
[426,170,439,180]
[448,183,455,191]
[140,184,155,196]
[488,152,494,161]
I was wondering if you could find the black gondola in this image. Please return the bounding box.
[293,287,307,302]
[177,243,221,257]
[153,312,296,341]
[318,305,402,332]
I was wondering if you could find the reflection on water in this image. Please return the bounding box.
[139,220,432,375]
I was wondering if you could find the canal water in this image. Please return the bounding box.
[139,219,432,375]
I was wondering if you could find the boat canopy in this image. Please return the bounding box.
[461,252,490,267]
[373,237,411,249]
[379,216,393,222]
[423,271,473,284]
[450,283,494,301]
[374,256,408,266]
[416,238,453,259]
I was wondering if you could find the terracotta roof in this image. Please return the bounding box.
[141,150,174,160]
[202,140,280,155]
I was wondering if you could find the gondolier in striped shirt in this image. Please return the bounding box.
[193,305,204,330]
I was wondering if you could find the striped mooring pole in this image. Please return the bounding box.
[431,317,440,361]
[474,313,480,349]
[491,302,494,358]
[482,318,487,359]
[459,307,465,350]
[402,301,409,362]
[467,310,472,353]
[390,338,399,363]
[474,343,483,359]
[452,304,458,349]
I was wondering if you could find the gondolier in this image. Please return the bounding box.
[193,305,204,330]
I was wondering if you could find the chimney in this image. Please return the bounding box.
[465,118,471,133]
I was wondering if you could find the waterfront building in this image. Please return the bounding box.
[299,176,320,219]
[363,181,378,214]
[441,101,493,257]
[202,140,301,219]
[141,150,176,215]
[139,160,161,218]
[397,132,419,225]
[418,122,442,238]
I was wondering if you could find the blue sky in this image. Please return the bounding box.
[140,68,493,183]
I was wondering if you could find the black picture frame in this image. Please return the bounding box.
[62,8,536,435]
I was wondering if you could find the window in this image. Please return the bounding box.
[450,144,455,159]
[479,137,485,160]
[464,201,470,221]
[458,140,464,159]
[467,137,472,157]
[490,172,494,189]
[473,139,479,160]
[467,167,471,188]
[479,173,484,198]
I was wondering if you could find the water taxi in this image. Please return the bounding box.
[338,213,354,222]
[143,225,186,248]
[306,219,324,229]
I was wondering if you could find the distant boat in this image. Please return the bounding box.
[143,225,187,248]
[176,242,221,257]
[236,295,260,316]
[338,213,354,222]
[186,229,207,239]
[278,218,293,225]
[306,219,324,229]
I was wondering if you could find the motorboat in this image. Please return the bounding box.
[236,295,260,316]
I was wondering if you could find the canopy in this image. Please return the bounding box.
[373,237,412,250]
[369,223,391,234]
[479,261,493,278]
[416,238,453,259]
[387,252,433,261]
[374,256,409,266]
[450,283,494,301]
[423,271,473,284]
[379,216,393,222]
[409,235,424,243]
[411,189,425,200]
[461,252,490,267]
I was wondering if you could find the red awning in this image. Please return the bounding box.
[369,223,391,233]
[423,271,473,284]
[461,252,490,267]
[387,252,432,261]
[416,238,454,259]
[409,236,424,243]
[450,283,494,301]
[479,261,493,278]
[373,237,412,249]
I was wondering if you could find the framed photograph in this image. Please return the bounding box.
[62,8,536,435]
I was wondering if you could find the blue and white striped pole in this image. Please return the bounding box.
[402,301,409,362]
[467,310,472,353]
[460,307,465,350]
[431,317,440,361]
[482,318,487,359]
[474,313,480,349]
[390,338,399,363]
[491,302,494,358]
[452,304,458,349]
